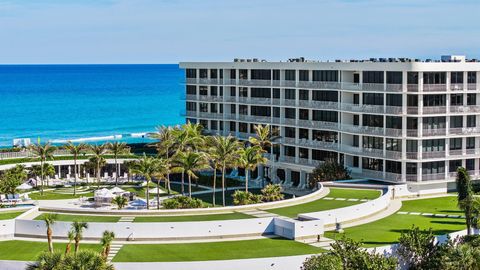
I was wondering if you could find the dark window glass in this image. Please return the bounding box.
[423,95,446,106]
[186,85,196,95]
[285,89,296,99]
[299,70,309,81]
[467,137,475,149]
[299,109,309,120]
[251,69,271,80]
[467,94,476,105]
[312,110,338,122]
[422,139,445,152]
[273,70,280,80]
[312,90,338,102]
[450,94,463,106]
[273,88,280,99]
[449,160,462,172]
[284,146,296,157]
[284,127,295,138]
[362,157,383,171]
[406,163,417,174]
[250,88,271,98]
[386,138,402,151]
[449,138,462,150]
[386,116,402,129]
[199,69,208,78]
[363,93,384,105]
[210,69,218,79]
[312,150,337,161]
[363,136,383,149]
[312,70,338,82]
[451,72,463,84]
[250,106,271,117]
[230,69,236,79]
[467,72,477,84]
[299,128,309,139]
[386,94,402,106]
[229,121,236,132]
[285,108,296,119]
[407,72,418,84]
[363,114,383,127]
[285,70,296,81]
[299,90,309,100]
[467,115,476,127]
[363,71,384,84]
[312,130,337,142]
[423,72,446,84]
[387,72,402,84]
[239,69,248,80]
[186,69,197,78]
[386,161,401,173]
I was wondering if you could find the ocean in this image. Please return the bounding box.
[0,64,185,147]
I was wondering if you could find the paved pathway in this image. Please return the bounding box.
[397,211,464,218]
[107,243,123,262]
[322,197,369,202]
[118,216,135,223]
[238,209,281,218]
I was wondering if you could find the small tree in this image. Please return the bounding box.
[112,195,128,210]
[42,213,58,253]
[65,230,75,255]
[456,167,475,235]
[71,221,88,254]
[308,160,350,188]
[396,226,439,269]
[100,230,115,259]
[232,190,262,205]
[261,184,284,202]
[0,165,27,196]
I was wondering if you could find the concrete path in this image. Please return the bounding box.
[397,211,464,218]
[238,209,281,218]
[107,243,123,262]
[118,217,135,223]
[322,197,369,202]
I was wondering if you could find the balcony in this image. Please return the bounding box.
[279,156,296,163]
[385,84,403,92]
[298,120,339,130]
[406,174,418,182]
[283,118,296,125]
[362,83,385,91]
[466,149,478,155]
[283,137,296,145]
[406,129,418,137]
[299,100,338,110]
[225,96,236,102]
[238,79,272,87]
[384,172,403,182]
[422,106,447,114]
[449,149,463,156]
[385,128,402,137]
[198,112,223,119]
[450,105,480,113]
[361,169,384,180]
[341,82,362,91]
[385,106,403,114]
[423,84,447,92]
[422,173,445,181]
[407,84,419,92]
[450,83,464,91]
[340,103,363,113]
[283,99,296,106]
[407,107,418,114]
[185,94,197,101]
[449,127,480,135]
[198,78,221,85]
[467,83,477,90]
[406,152,418,159]
[385,150,402,159]
[185,111,197,117]
[341,103,385,114]
[341,124,384,135]
[422,151,445,159]
[422,128,446,136]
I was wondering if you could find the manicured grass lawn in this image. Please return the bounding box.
[0,210,26,220]
[29,191,94,200]
[34,213,120,222]
[266,188,381,218]
[324,196,466,247]
[0,240,101,261]
[134,212,254,222]
[327,188,381,200]
[113,238,322,262]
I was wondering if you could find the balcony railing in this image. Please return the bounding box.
[423,84,447,92]
[298,120,339,131]
[384,172,403,182]
[185,94,197,100]
[407,107,418,114]
[283,118,296,126]
[406,152,418,159]
[198,112,223,119]
[299,100,338,110]
[422,151,445,159]
[279,156,296,163]
[385,106,403,114]
[362,83,385,91]
[422,173,445,181]
[449,127,480,135]
[450,105,480,113]
[385,150,402,159]
[450,83,464,91]
[449,149,464,156]
[361,169,384,179]
[186,111,197,117]
[422,106,447,114]
[385,84,403,92]
[467,83,477,90]
[407,84,419,92]
[406,129,418,137]
[385,128,402,137]
[422,128,446,136]
[283,99,296,106]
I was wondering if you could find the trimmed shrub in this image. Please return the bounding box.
[261,184,284,202]
[162,196,204,209]
[232,190,262,205]
[308,160,351,189]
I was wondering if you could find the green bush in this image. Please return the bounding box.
[261,184,284,202]
[232,190,262,205]
[162,196,204,209]
[308,160,351,189]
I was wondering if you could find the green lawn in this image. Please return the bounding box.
[34,213,120,223]
[324,196,466,247]
[0,210,26,220]
[266,188,381,218]
[0,240,101,261]
[113,238,322,262]
[134,212,254,222]
[29,191,94,200]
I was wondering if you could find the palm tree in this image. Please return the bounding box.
[26,251,63,270]
[29,143,56,195]
[30,163,55,186]
[149,126,175,194]
[153,158,170,209]
[107,142,129,186]
[249,124,281,186]
[89,144,108,188]
[237,146,268,192]
[65,230,75,255]
[207,135,241,207]
[42,213,57,253]
[64,142,87,196]
[123,160,136,182]
[71,221,89,254]
[100,230,115,259]
[172,151,210,198]
[130,155,162,209]
[456,167,474,235]
[112,195,128,210]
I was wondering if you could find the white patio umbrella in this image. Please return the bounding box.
[110,187,126,194]
[16,183,33,190]
[130,198,147,207]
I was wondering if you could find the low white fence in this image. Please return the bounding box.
[298,188,392,226]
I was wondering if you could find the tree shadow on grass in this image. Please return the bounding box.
[430,220,466,226]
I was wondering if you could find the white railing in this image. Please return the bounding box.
[283,99,296,106]
[385,106,403,114]
[467,83,477,90]
[283,118,297,125]
[185,94,197,100]
[384,172,403,182]
[449,149,463,156]
[422,128,446,136]
[279,156,296,163]
[385,128,402,137]
[450,83,464,91]
[282,137,296,145]
[450,105,480,113]
[423,84,447,92]
[385,150,402,159]
[361,169,384,179]
[406,152,418,159]
[407,84,419,92]
[238,79,272,86]
[407,107,418,114]
[362,83,385,91]
[299,100,338,110]
[186,111,197,117]
[385,84,403,92]
[422,173,445,181]
[422,151,445,159]
[449,127,480,135]
[422,106,447,114]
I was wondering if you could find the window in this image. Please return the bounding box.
[210,69,218,79]
[468,72,477,84]
[449,160,462,172]
[449,138,462,150]
[285,108,296,119]
[387,72,402,84]
[284,127,296,138]
[407,72,418,84]
[285,89,296,100]
[386,138,402,151]
[467,115,476,127]
[363,93,384,105]
[230,87,236,97]
[186,102,196,112]
[211,86,218,96]
[423,117,446,129]
[312,90,338,102]
[406,163,417,175]
[239,122,248,133]
[423,95,446,106]
[186,69,197,78]
[312,150,337,161]
[386,94,402,106]
[230,69,236,79]
[284,146,296,157]
[422,139,445,152]
[273,70,280,80]
[210,120,218,130]
[353,156,359,167]
[362,157,383,171]
[423,72,446,84]
[199,103,208,112]
[285,70,296,81]
[250,88,271,98]
[299,148,309,159]
[386,161,401,173]
[219,86,223,96]
[363,71,384,84]
[450,116,463,128]
[273,107,280,118]
[299,109,309,120]
[219,70,223,79]
[353,115,359,125]
[353,135,359,147]
[299,70,309,81]
[250,106,270,117]
[199,69,208,78]
[210,103,217,113]
[312,130,337,142]
[467,137,475,149]
[451,72,463,84]
[239,69,248,79]
[299,128,309,139]
[186,85,196,95]
[467,94,476,105]
[239,105,248,115]
[229,121,236,132]
[450,94,463,106]
[251,69,271,80]
[312,70,338,82]
[313,110,338,122]
[407,118,418,129]
[299,90,309,100]
[230,104,236,114]
[363,136,383,149]
[273,88,280,99]
[406,140,418,152]
[239,87,248,97]
[407,95,418,107]
[199,86,208,96]
[422,161,445,174]
[466,159,475,170]
[363,114,383,127]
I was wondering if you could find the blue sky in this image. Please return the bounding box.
[0,0,479,63]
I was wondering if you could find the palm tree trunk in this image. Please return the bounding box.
[167,174,171,195]
[40,160,44,195]
[181,173,185,195]
[212,165,217,207]
[74,239,80,253]
[222,165,226,207]
[245,169,249,192]
[105,245,111,259]
[188,174,192,198]
[146,177,150,210]
[73,156,77,196]
[47,228,53,253]
[115,156,118,186]
[97,163,100,189]
[65,242,71,255]
[157,181,160,210]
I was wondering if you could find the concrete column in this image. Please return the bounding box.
[285,168,292,185]
[299,171,307,188]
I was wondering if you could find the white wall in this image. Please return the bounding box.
[0,219,15,239]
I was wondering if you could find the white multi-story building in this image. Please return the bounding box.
[179,56,480,191]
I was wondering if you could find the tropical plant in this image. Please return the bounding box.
[261,184,284,202]
[232,190,262,205]
[396,226,440,269]
[29,142,56,194]
[100,230,115,259]
[42,213,58,253]
[206,135,241,206]
[149,125,175,194]
[88,155,106,188]
[64,142,87,195]
[0,165,27,196]
[456,167,475,235]
[26,251,63,270]
[112,195,128,210]
[30,163,55,184]
[153,158,170,209]
[172,151,210,198]
[89,144,109,188]
[65,230,75,255]
[71,221,89,254]
[123,160,136,182]
[308,160,351,188]
[249,124,281,186]
[27,250,114,270]
[237,145,267,192]
[107,142,130,186]
[162,195,204,209]
[130,155,162,209]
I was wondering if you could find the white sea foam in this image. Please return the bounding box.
[131,132,148,138]
[50,135,119,143]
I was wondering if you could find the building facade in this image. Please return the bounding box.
[180,56,480,190]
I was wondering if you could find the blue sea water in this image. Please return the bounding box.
[0,64,185,147]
